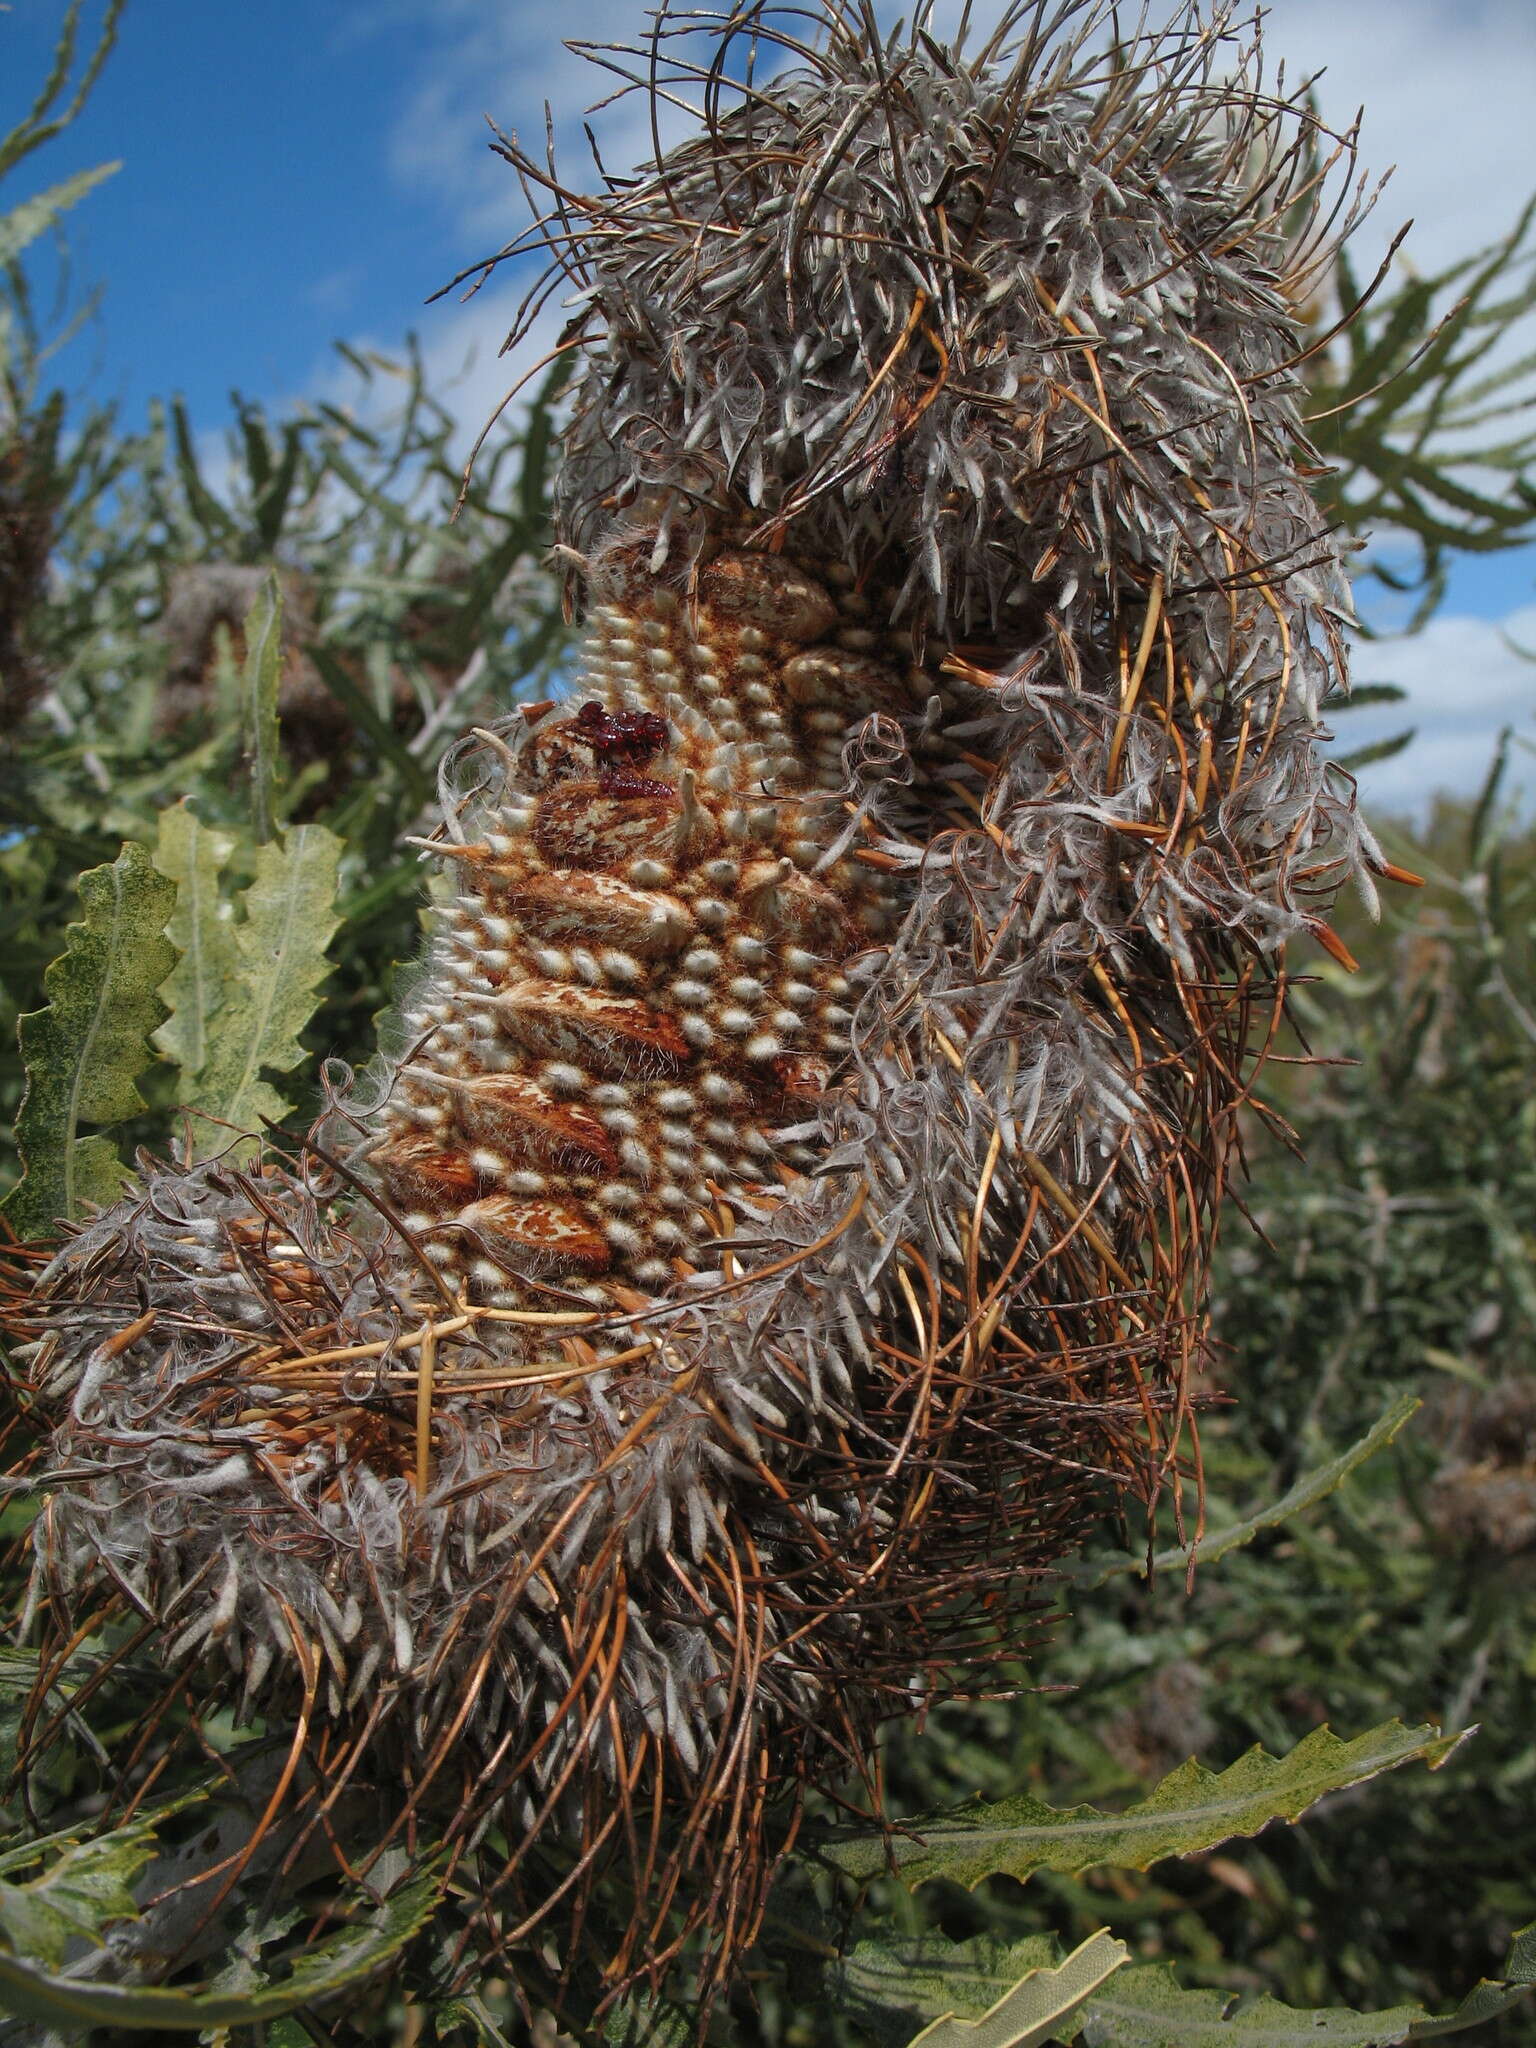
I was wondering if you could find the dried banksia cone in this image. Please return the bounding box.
[9,0,1393,2012]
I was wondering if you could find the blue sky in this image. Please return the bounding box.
[5,0,1536,815]
[3,3,486,421]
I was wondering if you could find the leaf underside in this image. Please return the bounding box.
[0,1799,438,2033]
[836,1922,1536,2048]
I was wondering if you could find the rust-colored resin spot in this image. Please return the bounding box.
[371,536,907,1306]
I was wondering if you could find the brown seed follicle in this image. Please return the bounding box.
[572,700,673,796]
[370,531,908,1309]
[526,698,673,797]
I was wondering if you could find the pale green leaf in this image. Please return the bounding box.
[0,0,124,183]
[0,1870,437,2031]
[909,1931,1129,2048]
[0,160,119,268]
[1079,1967,1424,2046]
[838,1933,1064,2038]
[1068,1392,1422,1588]
[2,842,176,1237]
[1407,1922,1536,2036]
[185,823,341,1151]
[151,802,239,1084]
[825,1721,1466,1891]
[0,1809,162,1968]
[241,572,284,841]
[1078,1924,1536,2048]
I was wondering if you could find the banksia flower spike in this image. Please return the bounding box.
[7,0,1391,2014]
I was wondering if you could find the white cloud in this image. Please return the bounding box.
[335,0,726,455]
[367,0,1536,431]
[1337,605,1536,819]
[369,0,725,256]
[333,2,1536,788]
[1253,0,1536,282]
[373,1,1536,280]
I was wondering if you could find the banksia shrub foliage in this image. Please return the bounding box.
[2,0,1468,2026]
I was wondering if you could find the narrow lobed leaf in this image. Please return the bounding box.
[240,572,285,841]
[1079,1920,1535,2048]
[907,1931,1130,2048]
[151,801,239,1088]
[1066,1390,1422,1589]
[0,1870,439,2031]
[2,842,175,1237]
[825,1720,1467,1891]
[0,1809,163,1970]
[1407,1921,1536,2037]
[183,823,342,1152]
[0,160,119,269]
[1079,1967,1425,2046]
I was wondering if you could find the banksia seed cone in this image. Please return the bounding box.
[7,0,1392,2012]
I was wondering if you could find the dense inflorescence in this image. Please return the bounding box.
[10,0,1391,2010]
[370,538,899,1306]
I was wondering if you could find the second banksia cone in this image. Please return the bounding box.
[12,0,1395,2012]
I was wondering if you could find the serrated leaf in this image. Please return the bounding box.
[910,1931,1129,2048]
[1078,1924,1536,2048]
[184,824,341,1150]
[438,1994,520,2046]
[839,1935,1062,2040]
[0,0,124,184]
[170,394,236,547]
[0,1869,438,2031]
[241,573,284,840]
[0,159,118,268]
[1068,1391,1423,1589]
[151,802,239,1084]
[0,1808,162,1968]
[1079,1967,1424,2046]
[825,1721,1466,1891]
[1335,730,1417,772]
[1407,1922,1536,2037]
[2,842,176,1237]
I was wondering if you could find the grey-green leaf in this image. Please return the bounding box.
[152,802,239,1085]
[909,1931,1130,2048]
[437,1994,521,2047]
[838,1933,1065,2040]
[825,1721,1466,1891]
[0,1870,438,2032]
[2,842,176,1237]
[0,1809,161,1969]
[184,823,341,1151]
[0,159,119,268]
[1067,1391,1422,1588]
[1077,1923,1536,2048]
[1079,1967,1425,2046]
[1407,1922,1536,2036]
[241,571,284,841]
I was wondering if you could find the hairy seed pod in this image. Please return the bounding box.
[8,0,1389,2013]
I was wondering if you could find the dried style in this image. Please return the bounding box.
[6,0,1394,2011]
